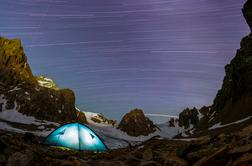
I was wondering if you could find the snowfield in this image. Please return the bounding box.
[0,94,59,136]
[0,98,185,149]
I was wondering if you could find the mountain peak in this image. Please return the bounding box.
[243,0,252,31]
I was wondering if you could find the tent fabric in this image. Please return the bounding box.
[44,122,108,152]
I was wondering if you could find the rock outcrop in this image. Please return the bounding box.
[117,108,157,136]
[177,0,252,130]
[168,117,179,127]
[179,107,199,129]
[177,106,211,131]
[0,38,35,85]
[0,37,87,124]
[207,0,252,125]
[90,114,117,126]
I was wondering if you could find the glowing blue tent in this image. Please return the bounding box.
[44,122,108,152]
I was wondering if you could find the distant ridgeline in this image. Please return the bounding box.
[0,37,87,124]
[177,0,252,135]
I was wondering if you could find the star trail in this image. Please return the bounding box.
[0,0,249,121]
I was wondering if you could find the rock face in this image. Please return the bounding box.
[168,117,179,127]
[179,107,199,129]
[178,106,211,131]
[177,0,252,129]
[117,108,157,136]
[208,0,252,125]
[0,38,35,85]
[0,37,87,124]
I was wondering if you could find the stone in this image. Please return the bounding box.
[0,138,7,151]
[228,144,252,154]
[140,160,159,166]
[232,153,252,166]
[7,151,34,166]
[163,156,188,166]
[179,107,199,129]
[23,132,36,143]
[117,108,157,136]
[192,145,227,166]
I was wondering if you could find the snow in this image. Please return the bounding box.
[37,76,58,89]
[81,109,113,127]
[0,100,57,126]
[181,132,189,137]
[0,121,26,133]
[0,103,186,149]
[0,121,55,137]
[209,115,252,130]
[35,87,40,91]
[8,86,21,92]
[208,111,216,122]
[75,108,185,149]
[178,121,195,138]
[0,94,59,137]
[86,118,184,149]
[198,110,203,120]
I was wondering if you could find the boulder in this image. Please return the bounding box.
[117,108,157,136]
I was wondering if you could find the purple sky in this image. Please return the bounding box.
[0,0,249,120]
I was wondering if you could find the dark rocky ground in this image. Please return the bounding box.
[2,123,252,166]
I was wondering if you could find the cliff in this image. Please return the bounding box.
[209,0,252,125]
[0,37,87,124]
[177,0,252,131]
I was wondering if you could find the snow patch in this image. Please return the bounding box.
[8,86,21,93]
[198,110,203,120]
[0,94,58,127]
[37,76,58,89]
[209,115,252,130]
[0,121,55,137]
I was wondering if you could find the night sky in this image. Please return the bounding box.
[0,0,249,121]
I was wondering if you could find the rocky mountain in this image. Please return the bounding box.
[176,0,252,135]
[0,37,87,125]
[117,108,157,136]
[0,1,252,165]
[209,0,252,125]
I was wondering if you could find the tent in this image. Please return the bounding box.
[44,122,108,152]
